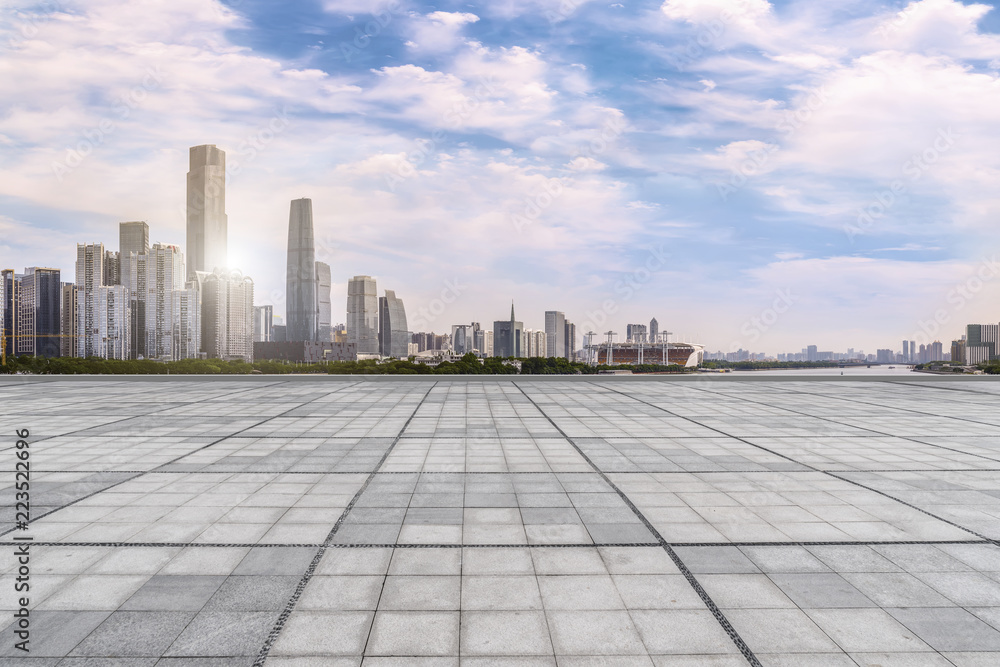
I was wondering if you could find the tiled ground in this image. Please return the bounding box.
[1,376,999,666]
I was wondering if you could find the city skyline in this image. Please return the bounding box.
[3,0,1000,351]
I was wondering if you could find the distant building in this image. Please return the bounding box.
[103,250,120,286]
[95,285,130,360]
[347,275,378,355]
[254,340,356,363]
[120,221,151,357]
[649,317,659,343]
[76,243,106,358]
[452,322,481,355]
[171,286,201,360]
[492,303,523,358]
[378,290,409,358]
[253,305,274,343]
[525,329,547,358]
[951,339,966,365]
[286,198,318,342]
[186,145,228,280]
[876,349,894,363]
[195,268,254,362]
[565,321,577,361]
[1,267,61,358]
[60,283,78,357]
[545,311,565,359]
[626,324,647,344]
[316,261,332,342]
[965,324,999,365]
[594,341,703,367]
[144,243,184,360]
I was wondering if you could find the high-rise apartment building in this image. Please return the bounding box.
[95,285,130,360]
[186,145,228,280]
[525,329,547,358]
[286,198,317,342]
[951,339,966,365]
[545,311,565,359]
[378,290,409,358]
[143,244,184,360]
[316,260,331,343]
[347,276,378,355]
[76,243,106,358]
[172,286,201,360]
[253,305,273,343]
[119,221,151,357]
[119,221,149,290]
[103,250,120,286]
[196,268,254,362]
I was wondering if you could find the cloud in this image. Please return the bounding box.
[407,11,479,53]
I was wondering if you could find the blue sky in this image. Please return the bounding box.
[2,0,1000,353]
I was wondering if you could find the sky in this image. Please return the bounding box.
[1,0,999,355]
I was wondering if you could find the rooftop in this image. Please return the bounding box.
[2,375,1000,665]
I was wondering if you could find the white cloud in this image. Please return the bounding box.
[407,11,479,53]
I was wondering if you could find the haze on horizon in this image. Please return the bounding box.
[2,0,999,354]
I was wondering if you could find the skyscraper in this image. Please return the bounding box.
[378,290,409,358]
[119,221,149,290]
[347,276,379,355]
[286,198,317,342]
[60,283,77,357]
[172,286,201,360]
[186,145,228,280]
[103,250,120,286]
[196,268,254,362]
[565,320,577,361]
[492,303,523,358]
[545,311,565,359]
[76,243,106,358]
[144,244,184,360]
[316,260,331,342]
[120,221,150,357]
[95,285,130,360]
[650,317,659,344]
[253,305,273,343]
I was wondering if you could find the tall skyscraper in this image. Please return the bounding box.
[76,243,106,358]
[1,270,14,360]
[286,198,317,342]
[565,320,577,361]
[492,303,523,358]
[119,221,150,357]
[60,283,78,357]
[347,275,379,355]
[378,290,409,358]
[650,317,659,344]
[95,285,130,360]
[196,268,254,362]
[119,220,149,290]
[186,145,228,280]
[172,286,201,360]
[545,311,565,359]
[253,305,273,343]
[316,260,331,342]
[103,250,120,286]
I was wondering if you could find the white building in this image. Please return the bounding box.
[143,243,184,360]
[95,285,130,360]
[76,243,105,358]
[172,286,201,360]
[196,268,254,362]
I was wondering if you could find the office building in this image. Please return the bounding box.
[951,339,966,365]
[60,283,77,357]
[186,145,228,280]
[650,317,659,343]
[378,290,409,358]
[253,305,274,343]
[119,220,149,291]
[347,275,378,355]
[545,311,565,359]
[286,198,317,342]
[452,322,481,355]
[2,267,61,358]
[565,320,577,361]
[316,261,332,342]
[965,324,999,365]
[626,324,648,344]
[492,303,523,358]
[119,221,151,357]
[196,268,254,362]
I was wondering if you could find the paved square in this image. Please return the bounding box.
[2,376,1000,665]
